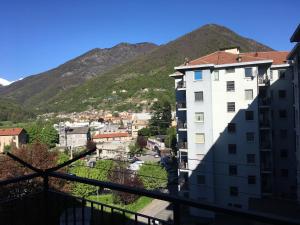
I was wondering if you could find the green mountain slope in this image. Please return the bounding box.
[0,98,34,122]
[35,24,272,112]
[0,42,157,107]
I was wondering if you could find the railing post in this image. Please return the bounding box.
[173,203,181,225]
[43,172,49,225]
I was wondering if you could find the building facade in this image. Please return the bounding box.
[171,48,297,216]
[288,24,300,203]
[59,124,91,150]
[0,128,27,152]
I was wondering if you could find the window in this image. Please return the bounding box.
[214,70,219,80]
[227,102,235,112]
[245,68,253,78]
[248,176,256,184]
[194,71,202,80]
[245,111,254,120]
[228,144,237,154]
[195,91,203,101]
[280,149,288,158]
[195,112,204,123]
[279,110,287,118]
[247,154,255,163]
[280,129,287,138]
[230,186,239,196]
[279,70,286,79]
[246,132,254,142]
[278,90,286,99]
[245,89,253,100]
[281,169,288,177]
[195,133,205,144]
[225,68,235,73]
[227,81,235,91]
[228,123,236,133]
[197,175,205,184]
[229,165,238,176]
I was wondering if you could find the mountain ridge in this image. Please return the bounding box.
[0,24,273,114]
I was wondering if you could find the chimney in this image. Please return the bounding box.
[221,47,240,54]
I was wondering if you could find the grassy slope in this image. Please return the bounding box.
[35,24,272,113]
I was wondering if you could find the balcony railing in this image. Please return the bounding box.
[258,75,270,85]
[1,149,300,225]
[259,120,271,128]
[259,97,271,106]
[177,102,187,109]
[260,141,271,149]
[177,121,187,129]
[179,161,188,170]
[176,81,186,89]
[178,141,188,149]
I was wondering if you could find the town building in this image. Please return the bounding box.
[288,24,300,203]
[59,124,91,150]
[0,128,27,152]
[92,132,131,143]
[131,113,151,137]
[170,47,297,216]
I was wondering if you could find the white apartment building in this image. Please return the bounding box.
[288,24,300,203]
[170,47,297,216]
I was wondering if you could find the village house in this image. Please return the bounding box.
[93,132,131,143]
[0,128,27,152]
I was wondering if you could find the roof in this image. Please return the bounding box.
[93,132,129,139]
[66,127,90,134]
[0,128,24,136]
[290,24,300,42]
[185,51,289,67]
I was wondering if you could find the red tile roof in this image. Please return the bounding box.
[186,51,289,66]
[93,132,129,139]
[0,128,24,136]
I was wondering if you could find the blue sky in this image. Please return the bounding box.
[0,0,299,81]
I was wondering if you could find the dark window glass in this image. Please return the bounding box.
[227,81,235,91]
[226,68,235,73]
[245,111,254,120]
[227,102,235,112]
[228,123,236,133]
[197,175,205,184]
[228,144,237,154]
[279,70,286,79]
[247,154,255,163]
[195,91,203,101]
[229,165,238,176]
[230,186,239,196]
[245,68,253,77]
[248,176,256,184]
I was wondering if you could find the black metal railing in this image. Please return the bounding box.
[1,150,300,225]
[176,102,186,109]
[176,81,186,89]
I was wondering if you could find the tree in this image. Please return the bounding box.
[24,122,58,148]
[164,127,177,154]
[149,100,172,135]
[70,159,113,197]
[138,127,151,137]
[109,162,143,204]
[137,162,168,190]
[0,143,68,199]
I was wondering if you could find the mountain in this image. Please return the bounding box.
[0,42,157,106]
[0,78,11,86]
[0,24,272,113]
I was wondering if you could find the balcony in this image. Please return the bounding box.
[179,161,188,170]
[176,81,186,90]
[258,75,270,86]
[259,120,271,129]
[0,149,298,225]
[259,97,271,107]
[177,121,187,131]
[178,141,188,150]
[177,102,187,110]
